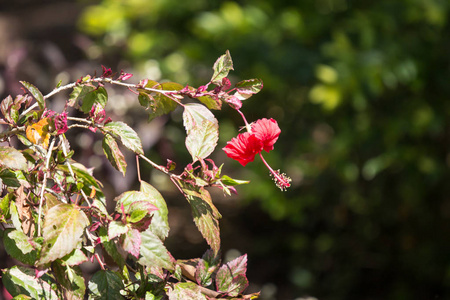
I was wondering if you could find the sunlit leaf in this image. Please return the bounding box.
[211,50,234,85]
[108,220,129,240]
[3,265,59,299]
[146,82,183,122]
[185,119,219,161]
[103,121,144,155]
[183,103,219,161]
[60,248,88,266]
[138,230,173,271]
[3,229,37,266]
[122,228,141,258]
[20,81,45,109]
[183,103,218,134]
[1,95,14,123]
[102,134,127,176]
[53,263,86,300]
[38,203,90,265]
[140,181,169,240]
[114,191,158,216]
[178,181,221,254]
[68,84,95,108]
[0,147,28,171]
[220,175,250,186]
[195,249,221,287]
[167,282,207,300]
[234,78,263,100]
[81,86,108,113]
[197,95,222,110]
[216,254,249,296]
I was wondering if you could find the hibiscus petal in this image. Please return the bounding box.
[223,132,263,166]
[252,118,281,152]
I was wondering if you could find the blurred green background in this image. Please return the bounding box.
[1,0,450,299]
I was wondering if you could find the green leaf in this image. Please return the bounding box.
[0,147,28,171]
[12,295,32,299]
[108,220,129,239]
[3,265,59,299]
[234,78,264,100]
[167,282,207,300]
[195,249,221,287]
[88,270,124,300]
[60,248,88,266]
[102,134,127,176]
[140,181,169,240]
[138,230,174,271]
[58,162,102,191]
[211,50,234,85]
[183,103,219,161]
[0,169,24,187]
[178,181,221,255]
[0,193,11,222]
[197,95,222,110]
[53,263,86,300]
[114,191,158,215]
[81,86,108,113]
[20,81,45,109]
[103,121,144,155]
[38,203,90,265]
[3,229,38,265]
[10,201,22,231]
[215,254,249,296]
[183,103,218,134]
[185,119,219,162]
[99,227,125,268]
[145,82,183,122]
[220,175,250,186]
[138,92,150,107]
[68,84,95,108]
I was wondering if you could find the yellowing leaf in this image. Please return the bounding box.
[26,118,51,149]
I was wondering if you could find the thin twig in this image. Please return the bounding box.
[136,155,141,182]
[0,126,25,141]
[37,138,56,236]
[138,154,169,175]
[59,135,91,207]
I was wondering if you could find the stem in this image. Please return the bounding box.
[136,155,141,182]
[20,76,182,120]
[138,154,169,175]
[67,116,93,124]
[94,253,106,270]
[59,135,91,207]
[37,138,56,236]
[0,126,25,141]
[237,109,252,132]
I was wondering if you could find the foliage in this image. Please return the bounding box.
[0,52,289,299]
[77,1,450,299]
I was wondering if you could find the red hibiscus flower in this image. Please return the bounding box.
[251,118,281,152]
[223,117,291,190]
[222,132,263,167]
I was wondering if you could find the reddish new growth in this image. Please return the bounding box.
[223,118,291,191]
